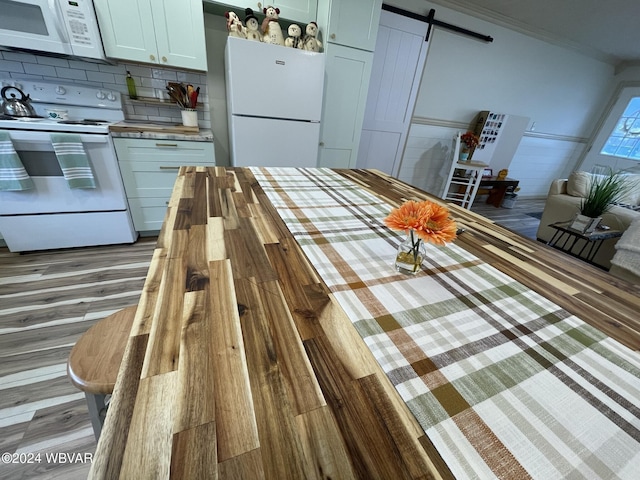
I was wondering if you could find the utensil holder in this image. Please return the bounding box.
[181,109,198,127]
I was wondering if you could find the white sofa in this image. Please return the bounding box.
[536,171,640,270]
[610,217,640,284]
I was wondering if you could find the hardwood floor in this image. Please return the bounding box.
[0,197,544,479]
[471,194,546,239]
[0,238,156,480]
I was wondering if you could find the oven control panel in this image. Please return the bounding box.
[1,79,121,109]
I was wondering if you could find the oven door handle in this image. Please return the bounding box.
[5,131,109,144]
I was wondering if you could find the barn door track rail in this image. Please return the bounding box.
[381,4,494,43]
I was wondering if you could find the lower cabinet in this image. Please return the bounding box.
[114,138,215,232]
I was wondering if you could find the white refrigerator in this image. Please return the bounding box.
[225,36,325,167]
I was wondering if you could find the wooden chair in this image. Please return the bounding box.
[67,306,136,440]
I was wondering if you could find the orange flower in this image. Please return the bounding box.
[461,131,479,149]
[385,200,457,246]
[415,202,457,246]
[384,200,426,232]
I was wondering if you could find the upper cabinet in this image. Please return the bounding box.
[94,0,207,71]
[319,0,382,51]
[207,1,317,25]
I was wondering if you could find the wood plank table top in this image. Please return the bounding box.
[90,167,640,479]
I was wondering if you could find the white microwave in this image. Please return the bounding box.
[0,0,106,61]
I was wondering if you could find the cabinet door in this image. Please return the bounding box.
[318,44,373,168]
[94,0,158,64]
[115,138,214,231]
[326,0,382,51]
[152,0,208,71]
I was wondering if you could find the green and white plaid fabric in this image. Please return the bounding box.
[253,167,640,480]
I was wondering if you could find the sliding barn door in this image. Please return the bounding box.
[356,10,430,176]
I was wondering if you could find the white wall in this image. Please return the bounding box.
[386,0,618,198]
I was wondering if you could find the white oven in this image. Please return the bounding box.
[0,0,106,61]
[1,130,127,213]
[0,79,136,252]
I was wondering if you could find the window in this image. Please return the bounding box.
[600,96,640,160]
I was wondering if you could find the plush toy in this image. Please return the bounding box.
[244,8,262,42]
[261,5,285,46]
[225,11,245,38]
[302,22,322,52]
[285,24,303,49]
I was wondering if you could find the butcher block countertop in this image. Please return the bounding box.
[89,167,640,479]
[109,121,214,142]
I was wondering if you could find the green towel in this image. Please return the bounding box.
[0,130,34,191]
[50,133,96,189]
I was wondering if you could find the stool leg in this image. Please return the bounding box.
[85,392,107,441]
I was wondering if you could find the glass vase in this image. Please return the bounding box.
[395,230,426,275]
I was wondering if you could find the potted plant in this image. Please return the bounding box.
[459,131,479,161]
[571,169,628,233]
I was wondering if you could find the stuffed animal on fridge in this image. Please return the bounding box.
[285,24,303,49]
[225,11,245,38]
[302,22,322,52]
[244,8,262,42]
[261,5,285,46]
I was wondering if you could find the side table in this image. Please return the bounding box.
[546,221,623,266]
[479,176,519,207]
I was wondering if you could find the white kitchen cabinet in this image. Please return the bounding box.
[207,1,317,24]
[115,138,215,231]
[317,0,382,51]
[315,0,381,168]
[94,0,207,71]
[317,43,373,169]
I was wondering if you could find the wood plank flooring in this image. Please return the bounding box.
[0,238,156,480]
[0,198,544,479]
[470,194,546,240]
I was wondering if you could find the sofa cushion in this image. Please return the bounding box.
[566,171,594,197]
[567,171,640,206]
[619,174,640,205]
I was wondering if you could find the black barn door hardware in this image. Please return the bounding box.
[381,4,493,43]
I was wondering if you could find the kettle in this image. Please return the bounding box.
[1,86,38,117]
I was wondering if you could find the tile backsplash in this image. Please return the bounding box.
[0,50,210,128]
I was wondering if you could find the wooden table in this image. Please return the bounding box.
[479,176,519,207]
[90,167,640,479]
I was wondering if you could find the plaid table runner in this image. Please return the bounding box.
[253,167,640,480]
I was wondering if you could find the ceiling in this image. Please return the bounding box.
[426,0,640,65]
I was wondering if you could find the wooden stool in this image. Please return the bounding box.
[67,306,136,440]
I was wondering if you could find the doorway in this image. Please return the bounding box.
[356,9,430,176]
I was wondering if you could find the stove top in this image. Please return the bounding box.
[0,117,113,133]
[57,119,110,125]
[0,79,125,134]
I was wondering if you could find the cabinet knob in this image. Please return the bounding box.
[330,33,336,40]
[162,56,167,63]
[150,54,155,61]
[319,142,324,147]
